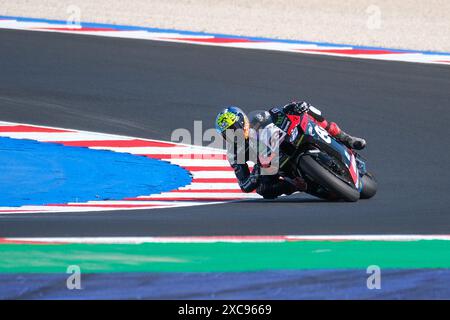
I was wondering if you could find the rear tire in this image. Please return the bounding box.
[360,173,377,199]
[299,155,360,202]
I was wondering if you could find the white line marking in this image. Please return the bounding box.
[178,183,241,190]
[286,235,450,241]
[2,234,450,244]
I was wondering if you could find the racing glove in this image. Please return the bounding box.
[283,101,310,115]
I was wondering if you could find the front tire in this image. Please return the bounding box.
[299,155,360,202]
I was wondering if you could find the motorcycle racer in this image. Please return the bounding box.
[214,101,366,199]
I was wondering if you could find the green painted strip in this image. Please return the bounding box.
[0,241,449,273]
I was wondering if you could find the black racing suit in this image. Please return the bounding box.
[227,101,345,199]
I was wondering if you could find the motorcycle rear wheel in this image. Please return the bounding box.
[360,172,377,199]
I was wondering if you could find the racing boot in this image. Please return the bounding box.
[336,131,366,150]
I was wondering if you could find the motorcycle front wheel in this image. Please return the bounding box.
[299,155,360,202]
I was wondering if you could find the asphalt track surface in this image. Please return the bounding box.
[1,29,449,237]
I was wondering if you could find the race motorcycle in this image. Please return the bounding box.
[257,112,377,202]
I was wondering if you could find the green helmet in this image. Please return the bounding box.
[215,106,250,141]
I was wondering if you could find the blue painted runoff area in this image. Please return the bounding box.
[0,137,191,206]
[1,269,450,299]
